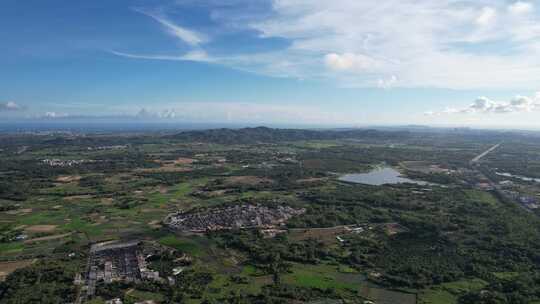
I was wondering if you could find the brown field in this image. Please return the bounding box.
[136,165,192,173]
[381,223,409,236]
[207,189,230,197]
[225,176,274,186]
[360,285,416,304]
[24,233,72,244]
[56,175,82,183]
[141,207,165,212]
[5,208,32,215]
[138,157,196,173]
[0,260,36,281]
[24,225,57,233]
[105,173,132,183]
[63,194,93,201]
[174,157,195,165]
[157,186,169,194]
[295,177,327,184]
[401,161,449,174]
[289,226,350,244]
[101,197,114,205]
[148,220,162,229]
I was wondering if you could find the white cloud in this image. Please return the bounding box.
[0,101,24,111]
[128,102,359,124]
[377,75,398,89]
[133,8,207,46]
[121,1,540,90]
[508,2,534,15]
[160,109,177,119]
[41,112,69,118]
[476,7,497,26]
[427,92,540,115]
[136,108,153,118]
[424,107,460,116]
[135,108,177,119]
[112,9,211,63]
[324,53,378,71]
[110,50,211,62]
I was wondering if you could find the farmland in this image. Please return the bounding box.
[1,127,540,303]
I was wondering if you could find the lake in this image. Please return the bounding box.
[339,167,428,186]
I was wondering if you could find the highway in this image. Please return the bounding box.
[471,143,501,163]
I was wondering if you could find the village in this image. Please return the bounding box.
[41,158,94,167]
[165,204,306,232]
[78,241,164,304]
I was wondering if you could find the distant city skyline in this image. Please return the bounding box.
[1,0,540,128]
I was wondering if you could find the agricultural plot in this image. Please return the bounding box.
[0,259,35,281]
[1,128,540,303]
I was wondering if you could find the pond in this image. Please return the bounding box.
[339,167,428,186]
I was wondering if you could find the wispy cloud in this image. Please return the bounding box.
[476,7,497,27]
[110,50,211,62]
[509,1,534,15]
[111,8,211,63]
[426,92,540,115]
[115,1,540,90]
[132,8,207,46]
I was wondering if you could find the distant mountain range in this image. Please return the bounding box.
[168,126,410,144]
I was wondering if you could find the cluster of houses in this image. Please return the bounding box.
[87,145,128,151]
[497,180,539,209]
[41,158,93,167]
[105,299,156,304]
[79,241,162,303]
[502,190,539,209]
[165,204,306,232]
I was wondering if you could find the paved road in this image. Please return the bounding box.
[471,143,534,213]
[471,143,501,163]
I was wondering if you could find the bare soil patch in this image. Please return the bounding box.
[63,195,93,201]
[401,161,449,174]
[138,158,196,173]
[24,233,72,244]
[225,176,274,186]
[381,223,409,236]
[56,175,82,183]
[289,226,350,244]
[174,157,195,165]
[296,177,327,184]
[24,225,57,233]
[148,220,162,229]
[101,198,114,205]
[157,186,168,194]
[0,260,36,281]
[5,208,32,215]
[136,166,192,173]
[105,173,133,183]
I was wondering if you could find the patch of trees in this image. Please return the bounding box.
[0,261,77,304]
[212,231,332,276]
[458,272,540,303]
[289,183,540,290]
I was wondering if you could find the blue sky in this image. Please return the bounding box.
[1,0,540,128]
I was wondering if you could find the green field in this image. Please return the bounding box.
[2,128,540,303]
